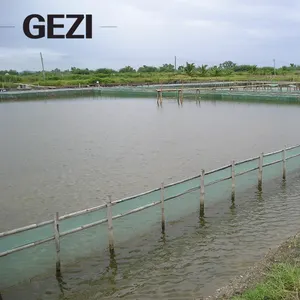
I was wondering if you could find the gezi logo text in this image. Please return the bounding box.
[23,14,92,39]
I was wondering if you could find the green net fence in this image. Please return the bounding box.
[1,145,300,288]
[1,83,300,102]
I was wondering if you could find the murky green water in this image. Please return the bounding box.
[0,97,300,299]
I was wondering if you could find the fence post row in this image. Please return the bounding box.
[161,182,165,234]
[54,212,61,274]
[2,144,299,272]
[107,195,115,255]
[282,146,286,180]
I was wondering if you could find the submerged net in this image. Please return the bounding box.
[0,145,300,288]
[1,83,300,103]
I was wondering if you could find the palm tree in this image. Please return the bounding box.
[210,66,222,76]
[249,65,257,74]
[199,64,208,77]
[184,62,195,76]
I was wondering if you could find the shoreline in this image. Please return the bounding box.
[205,231,300,299]
[1,82,300,103]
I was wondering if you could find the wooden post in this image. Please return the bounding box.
[200,169,205,217]
[231,160,235,200]
[180,89,183,104]
[54,212,61,274]
[196,89,200,102]
[282,146,286,180]
[107,195,115,255]
[258,152,263,189]
[161,182,165,234]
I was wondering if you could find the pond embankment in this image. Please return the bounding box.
[206,231,300,299]
[1,81,300,103]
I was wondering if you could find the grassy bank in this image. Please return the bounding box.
[233,263,300,300]
[207,232,300,300]
[233,233,300,300]
[1,74,300,89]
[1,62,300,88]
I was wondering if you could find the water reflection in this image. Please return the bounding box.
[160,232,166,245]
[55,270,69,296]
[199,204,206,228]
[256,186,263,202]
[281,178,287,191]
[199,216,206,228]
[230,194,236,212]
[196,100,201,107]
[177,100,183,107]
[1,98,300,299]
[106,251,118,286]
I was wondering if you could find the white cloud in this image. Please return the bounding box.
[0,47,67,70]
[0,0,299,70]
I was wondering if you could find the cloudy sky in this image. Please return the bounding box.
[0,0,299,71]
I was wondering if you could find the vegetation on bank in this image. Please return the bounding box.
[233,263,300,300]
[1,61,300,88]
[210,233,300,300]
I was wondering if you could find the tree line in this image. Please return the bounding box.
[1,61,300,77]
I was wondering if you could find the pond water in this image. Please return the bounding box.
[0,96,300,299]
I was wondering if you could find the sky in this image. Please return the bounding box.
[0,0,299,71]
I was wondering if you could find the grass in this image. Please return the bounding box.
[1,72,300,89]
[233,263,300,300]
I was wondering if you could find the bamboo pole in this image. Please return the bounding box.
[60,217,108,238]
[286,152,300,160]
[282,146,286,180]
[205,164,231,175]
[200,169,205,216]
[159,90,162,104]
[54,212,61,273]
[263,159,283,168]
[112,201,161,221]
[264,149,282,157]
[231,160,236,200]
[0,219,53,238]
[180,89,183,104]
[205,175,232,187]
[161,182,165,234]
[107,195,115,255]
[0,236,55,257]
[59,203,107,221]
[196,88,201,102]
[258,152,263,189]
[235,166,259,177]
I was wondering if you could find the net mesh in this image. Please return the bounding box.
[1,85,300,102]
[1,145,300,288]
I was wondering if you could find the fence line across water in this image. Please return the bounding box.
[1,144,300,275]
